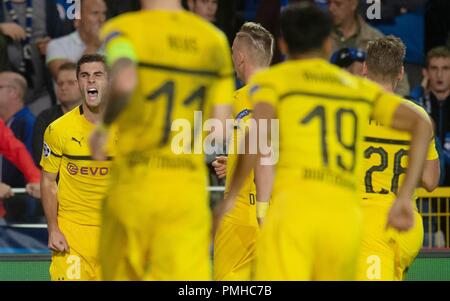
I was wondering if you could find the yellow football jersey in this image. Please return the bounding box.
[360,100,439,203]
[224,86,257,226]
[248,59,403,205]
[101,10,234,183]
[40,106,117,226]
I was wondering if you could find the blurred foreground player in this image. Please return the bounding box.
[357,36,440,281]
[41,55,116,280]
[90,0,234,280]
[223,4,433,280]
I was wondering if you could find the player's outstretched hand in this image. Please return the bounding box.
[212,156,227,179]
[26,182,41,199]
[0,182,13,199]
[48,228,70,253]
[89,126,108,161]
[386,198,414,232]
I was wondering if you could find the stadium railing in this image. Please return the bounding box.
[417,187,450,249]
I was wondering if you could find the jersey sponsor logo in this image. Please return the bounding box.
[67,163,78,175]
[66,163,109,176]
[234,109,252,129]
[43,142,51,158]
[235,109,252,121]
[71,137,83,147]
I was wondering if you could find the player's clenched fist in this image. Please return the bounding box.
[386,198,414,232]
[212,156,228,179]
[89,126,109,161]
[48,228,70,253]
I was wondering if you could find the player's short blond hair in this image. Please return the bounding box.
[366,36,406,82]
[235,22,274,66]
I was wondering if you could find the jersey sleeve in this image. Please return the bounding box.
[371,89,403,127]
[40,123,63,174]
[101,20,138,66]
[427,137,439,161]
[208,33,235,106]
[411,103,439,161]
[248,71,278,109]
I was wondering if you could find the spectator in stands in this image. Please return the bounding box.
[254,0,313,65]
[0,119,40,223]
[414,47,450,186]
[186,0,218,22]
[32,62,82,165]
[0,71,38,222]
[328,0,383,50]
[327,0,410,96]
[0,0,67,115]
[330,47,366,76]
[46,0,107,80]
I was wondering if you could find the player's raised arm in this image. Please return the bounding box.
[421,137,440,192]
[90,29,138,160]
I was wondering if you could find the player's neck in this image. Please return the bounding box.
[141,0,182,11]
[289,50,327,61]
[367,74,396,93]
[61,100,81,114]
[82,103,104,125]
[243,65,264,84]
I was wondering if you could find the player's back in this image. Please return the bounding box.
[360,101,438,204]
[101,10,233,176]
[250,59,387,204]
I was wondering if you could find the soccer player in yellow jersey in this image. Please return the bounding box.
[89,0,234,280]
[212,22,274,281]
[356,36,440,281]
[222,3,434,280]
[40,54,116,281]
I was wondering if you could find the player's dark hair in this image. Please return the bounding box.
[280,3,333,55]
[76,54,108,78]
